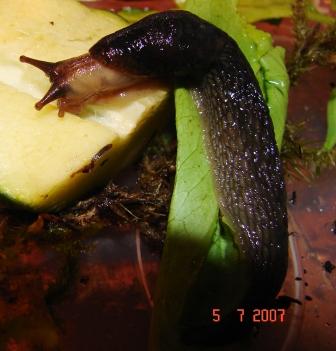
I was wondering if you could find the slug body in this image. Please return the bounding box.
[21,11,288,305]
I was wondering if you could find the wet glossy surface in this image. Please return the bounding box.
[192,44,287,304]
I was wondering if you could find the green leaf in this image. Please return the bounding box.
[237,0,292,23]
[117,8,155,23]
[260,46,289,148]
[323,88,336,151]
[333,0,336,11]
[305,1,336,25]
[237,0,335,25]
[150,88,220,350]
[180,220,250,333]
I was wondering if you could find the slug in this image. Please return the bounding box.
[20,10,288,306]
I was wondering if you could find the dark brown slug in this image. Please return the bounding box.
[20,10,288,306]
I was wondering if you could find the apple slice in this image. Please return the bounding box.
[0,0,169,211]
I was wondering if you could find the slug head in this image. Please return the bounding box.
[20,54,140,117]
[20,54,89,116]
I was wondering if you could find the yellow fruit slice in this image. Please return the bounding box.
[0,0,168,211]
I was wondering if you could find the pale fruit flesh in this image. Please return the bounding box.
[0,0,169,211]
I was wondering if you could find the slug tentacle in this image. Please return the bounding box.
[19,56,56,76]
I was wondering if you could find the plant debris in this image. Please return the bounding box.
[42,132,176,249]
[281,122,336,180]
[273,0,336,179]
[287,0,336,85]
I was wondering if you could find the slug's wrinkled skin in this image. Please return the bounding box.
[191,47,287,305]
[21,10,288,305]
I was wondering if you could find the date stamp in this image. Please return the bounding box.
[212,308,286,323]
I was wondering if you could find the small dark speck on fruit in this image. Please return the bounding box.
[323,260,335,273]
[325,322,331,327]
[295,277,302,281]
[50,21,54,26]
[305,295,312,301]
